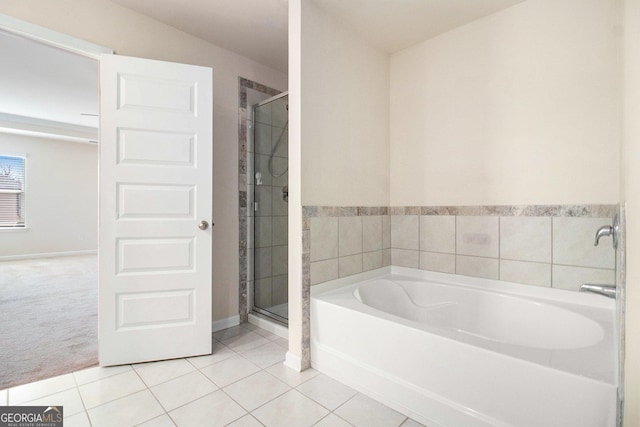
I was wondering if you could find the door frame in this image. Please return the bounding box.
[0,14,112,59]
[0,14,112,142]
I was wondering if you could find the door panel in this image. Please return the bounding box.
[99,54,212,366]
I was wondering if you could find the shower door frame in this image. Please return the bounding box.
[237,77,282,325]
[249,91,289,325]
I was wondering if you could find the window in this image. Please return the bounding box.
[0,155,26,228]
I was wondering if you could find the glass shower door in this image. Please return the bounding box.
[252,93,288,324]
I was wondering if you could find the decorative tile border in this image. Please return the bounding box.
[238,77,281,323]
[304,204,617,218]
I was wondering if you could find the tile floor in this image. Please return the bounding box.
[0,323,426,426]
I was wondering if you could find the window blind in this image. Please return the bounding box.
[0,155,26,227]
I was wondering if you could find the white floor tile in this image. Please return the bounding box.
[73,364,132,386]
[296,374,357,411]
[87,390,164,427]
[313,413,353,427]
[22,387,86,417]
[186,342,236,369]
[240,341,287,368]
[64,411,92,427]
[226,414,264,426]
[242,323,280,341]
[8,373,76,405]
[252,389,329,427]
[2,324,421,427]
[222,331,270,353]
[273,337,289,349]
[168,390,246,427]
[223,371,290,411]
[78,370,146,409]
[265,363,320,387]
[150,371,217,411]
[137,413,176,427]
[334,393,407,427]
[401,419,426,427]
[200,355,260,387]
[133,359,196,387]
[213,325,249,341]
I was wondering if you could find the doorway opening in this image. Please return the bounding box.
[0,26,101,389]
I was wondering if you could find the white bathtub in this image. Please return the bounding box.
[310,267,617,427]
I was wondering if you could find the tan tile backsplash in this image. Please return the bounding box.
[305,205,618,291]
[419,215,455,254]
[456,255,499,280]
[310,217,338,262]
[552,217,615,269]
[391,215,419,250]
[391,248,420,268]
[362,216,383,252]
[456,216,499,258]
[500,259,552,288]
[419,251,455,274]
[500,217,552,263]
[338,217,363,256]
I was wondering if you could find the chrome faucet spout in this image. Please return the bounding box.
[579,283,616,299]
[594,225,613,246]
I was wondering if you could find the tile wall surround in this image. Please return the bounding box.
[303,206,392,286]
[304,204,619,291]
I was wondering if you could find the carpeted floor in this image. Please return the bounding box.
[0,255,98,390]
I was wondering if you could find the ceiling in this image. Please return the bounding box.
[0,0,526,134]
[111,0,525,73]
[110,0,289,73]
[314,0,526,54]
[0,29,98,133]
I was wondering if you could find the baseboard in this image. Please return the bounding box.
[284,352,303,372]
[212,315,240,332]
[0,250,97,261]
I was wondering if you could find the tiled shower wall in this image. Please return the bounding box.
[305,205,618,291]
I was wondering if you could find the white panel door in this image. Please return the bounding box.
[99,54,212,366]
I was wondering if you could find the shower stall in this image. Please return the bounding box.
[250,92,288,325]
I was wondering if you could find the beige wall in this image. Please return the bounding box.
[390,0,621,206]
[301,0,390,207]
[0,134,98,257]
[285,0,390,367]
[623,0,640,422]
[0,0,287,322]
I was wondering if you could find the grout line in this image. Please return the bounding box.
[417,214,421,269]
[454,215,458,274]
[498,216,501,281]
[550,217,555,288]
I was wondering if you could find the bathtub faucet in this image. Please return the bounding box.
[593,213,620,249]
[579,284,616,299]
